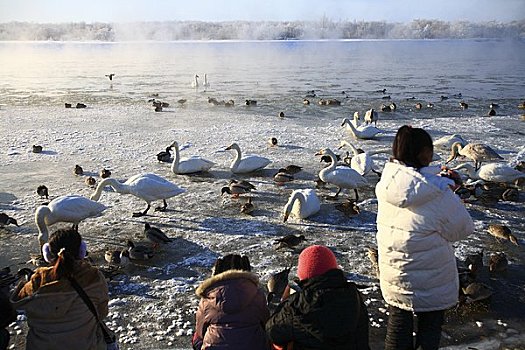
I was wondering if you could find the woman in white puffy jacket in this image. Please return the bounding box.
[375,125,474,350]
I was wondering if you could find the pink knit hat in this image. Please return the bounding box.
[297,245,339,280]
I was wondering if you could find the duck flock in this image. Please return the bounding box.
[1,80,525,347]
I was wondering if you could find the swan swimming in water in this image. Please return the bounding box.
[191,74,199,89]
[316,148,368,200]
[283,189,321,222]
[225,143,271,174]
[90,173,185,217]
[169,141,215,174]
[35,195,107,248]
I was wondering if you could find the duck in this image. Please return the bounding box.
[37,185,49,199]
[225,143,271,174]
[489,252,508,273]
[274,234,307,249]
[278,111,285,118]
[303,99,310,105]
[487,224,519,245]
[283,189,320,222]
[341,118,383,140]
[389,102,397,111]
[501,188,519,202]
[169,141,215,174]
[273,169,294,186]
[85,176,96,187]
[517,101,525,109]
[267,265,291,304]
[99,168,111,179]
[32,145,43,153]
[451,162,525,184]
[240,197,255,215]
[127,240,154,260]
[427,102,434,108]
[462,282,493,303]
[191,74,199,88]
[488,108,497,116]
[338,141,387,176]
[335,200,361,217]
[268,137,278,147]
[177,99,187,106]
[415,102,423,110]
[459,101,468,109]
[465,251,484,276]
[156,146,172,163]
[105,249,130,268]
[221,180,255,197]
[380,104,392,112]
[90,173,185,217]
[316,148,368,200]
[74,165,84,176]
[245,100,257,106]
[446,142,503,170]
[105,73,115,81]
[76,103,87,109]
[35,195,107,248]
[0,213,19,227]
[364,108,378,126]
[224,100,235,107]
[282,165,302,175]
[144,223,172,247]
[433,134,467,151]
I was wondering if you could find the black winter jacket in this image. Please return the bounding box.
[265,269,370,350]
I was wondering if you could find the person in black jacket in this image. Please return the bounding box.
[266,245,370,350]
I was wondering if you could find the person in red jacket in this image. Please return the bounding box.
[266,245,370,350]
[192,254,270,350]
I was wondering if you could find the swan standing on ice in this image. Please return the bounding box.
[225,143,271,174]
[169,141,215,174]
[191,74,199,89]
[316,148,368,201]
[451,162,525,185]
[338,140,387,176]
[203,74,210,88]
[341,118,383,140]
[446,142,503,170]
[283,189,321,222]
[35,195,107,248]
[90,173,185,217]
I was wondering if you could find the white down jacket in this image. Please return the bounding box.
[375,161,474,312]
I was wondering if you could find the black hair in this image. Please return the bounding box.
[392,125,433,169]
[48,228,82,280]
[212,254,251,276]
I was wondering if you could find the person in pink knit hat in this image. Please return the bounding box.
[266,245,370,350]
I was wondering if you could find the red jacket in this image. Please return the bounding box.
[193,270,270,350]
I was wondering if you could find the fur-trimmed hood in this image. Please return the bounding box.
[196,269,260,297]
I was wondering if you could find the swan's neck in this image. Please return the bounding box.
[344,119,358,136]
[91,178,129,201]
[35,206,50,247]
[285,191,305,216]
[194,75,199,87]
[171,144,180,173]
[230,146,242,169]
[353,114,360,127]
[344,141,359,156]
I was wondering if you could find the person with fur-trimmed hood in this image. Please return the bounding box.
[192,254,270,350]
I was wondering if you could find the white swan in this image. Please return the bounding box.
[451,162,525,184]
[191,74,199,89]
[35,195,107,248]
[283,189,321,222]
[316,148,368,200]
[446,142,503,170]
[433,134,467,151]
[90,173,185,217]
[203,73,210,88]
[364,108,378,126]
[338,141,388,176]
[341,118,383,140]
[169,141,215,174]
[225,143,271,174]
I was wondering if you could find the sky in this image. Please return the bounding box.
[0,0,523,23]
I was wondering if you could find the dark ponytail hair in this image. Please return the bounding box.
[48,228,82,280]
[212,254,251,276]
[392,125,433,169]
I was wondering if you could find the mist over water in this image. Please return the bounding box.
[0,19,524,41]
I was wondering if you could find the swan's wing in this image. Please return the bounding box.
[235,156,271,172]
[130,175,185,201]
[50,195,107,222]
